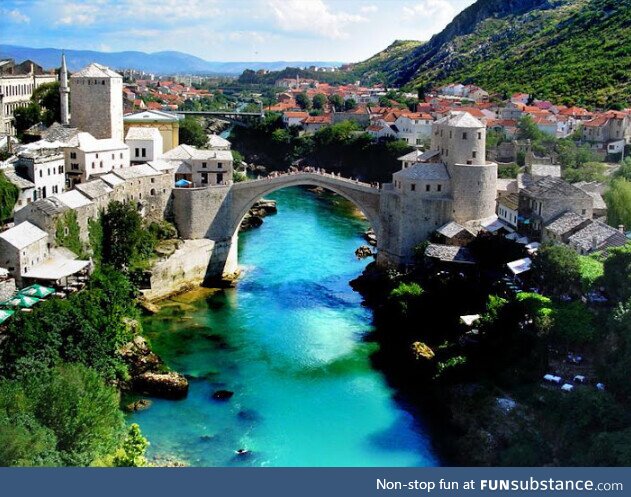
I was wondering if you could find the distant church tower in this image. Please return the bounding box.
[69,62,124,141]
[59,53,70,126]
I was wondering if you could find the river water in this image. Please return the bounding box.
[129,187,438,467]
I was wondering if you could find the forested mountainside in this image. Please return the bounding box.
[349,0,631,107]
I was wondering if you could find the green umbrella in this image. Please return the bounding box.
[19,284,55,299]
[0,309,14,324]
[2,295,41,308]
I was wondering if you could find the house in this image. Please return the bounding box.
[332,106,371,126]
[282,111,308,127]
[64,132,130,187]
[15,143,66,200]
[125,127,163,163]
[4,168,35,213]
[435,221,476,246]
[519,176,594,239]
[543,211,592,244]
[123,110,182,152]
[162,144,233,187]
[568,221,628,255]
[582,111,631,154]
[302,114,332,134]
[574,181,608,219]
[0,221,49,287]
[497,192,520,229]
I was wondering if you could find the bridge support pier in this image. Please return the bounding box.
[204,235,239,282]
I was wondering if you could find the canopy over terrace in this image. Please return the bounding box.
[0,309,15,324]
[19,284,55,298]
[2,294,40,308]
[22,255,91,286]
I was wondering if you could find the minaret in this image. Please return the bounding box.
[60,52,70,125]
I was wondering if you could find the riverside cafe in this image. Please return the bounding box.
[0,284,55,328]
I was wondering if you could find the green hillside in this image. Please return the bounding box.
[356,0,631,108]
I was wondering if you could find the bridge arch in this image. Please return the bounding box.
[228,173,382,242]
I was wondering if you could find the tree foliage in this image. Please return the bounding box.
[0,171,19,223]
[531,244,581,297]
[0,364,125,466]
[605,179,631,231]
[179,116,207,148]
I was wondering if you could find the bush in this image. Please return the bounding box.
[0,364,125,466]
[602,243,631,303]
[179,117,207,148]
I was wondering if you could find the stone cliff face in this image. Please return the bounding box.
[394,0,556,85]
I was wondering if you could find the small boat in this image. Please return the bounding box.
[235,449,250,456]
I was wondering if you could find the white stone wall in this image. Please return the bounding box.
[20,155,66,199]
[70,75,124,141]
[0,73,57,135]
[450,162,498,223]
[0,237,49,287]
[127,136,163,163]
[65,144,130,184]
[431,122,486,167]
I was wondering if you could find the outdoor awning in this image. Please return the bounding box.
[22,257,90,281]
[19,284,55,298]
[175,179,192,187]
[460,314,481,327]
[0,309,15,324]
[1,294,41,308]
[507,258,532,276]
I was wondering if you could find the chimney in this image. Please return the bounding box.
[592,235,599,251]
[619,225,625,233]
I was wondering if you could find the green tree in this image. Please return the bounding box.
[179,117,207,148]
[328,94,344,112]
[295,92,311,110]
[344,98,357,111]
[0,171,19,223]
[614,158,631,181]
[0,364,125,466]
[531,244,581,297]
[389,282,424,317]
[112,424,149,467]
[605,179,631,230]
[312,93,327,110]
[13,102,41,136]
[563,162,606,183]
[602,244,631,303]
[32,82,61,126]
[101,201,155,270]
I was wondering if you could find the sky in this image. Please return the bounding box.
[0,0,476,62]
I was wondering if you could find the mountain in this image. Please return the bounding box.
[350,0,631,107]
[0,45,342,76]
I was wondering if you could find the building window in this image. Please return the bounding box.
[112,154,115,159]
[437,184,442,192]
[120,153,123,159]
[150,188,156,196]
[466,160,472,165]
[582,209,586,215]
[478,132,482,140]
[462,132,468,140]
[202,162,207,168]
[411,184,416,191]
[425,184,430,192]
[218,163,223,169]
[472,151,477,159]
[58,165,63,174]
[96,153,99,158]
[39,170,43,178]
[70,152,77,159]
[141,148,146,157]
[135,148,140,157]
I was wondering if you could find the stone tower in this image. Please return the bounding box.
[431,111,497,223]
[69,63,123,141]
[59,53,70,126]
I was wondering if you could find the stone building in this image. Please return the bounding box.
[64,132,130,186]
[70,63,124,141]
[0,221,49,286]
[4,168,35,213]
[15,144,66,200]
[162,144,233,187]
[126,126,163,163]
[123,110,181,152]
[377,111,498,265]
[0,59,57,135]
[518,177,594,240]
[111,164,174,220]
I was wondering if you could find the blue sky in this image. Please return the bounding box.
[0,0,475,62]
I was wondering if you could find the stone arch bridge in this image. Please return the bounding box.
[172,172,383,277]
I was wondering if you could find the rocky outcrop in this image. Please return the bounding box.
[120,334,189,399]
[134,371,189,400]
[239,199,277,232]
[125,398,153,412]
[212,389,234,401]
[363,228,377,247]
[355,245,374,259]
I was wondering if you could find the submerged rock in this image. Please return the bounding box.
[212,389,234,401]
[125,398,153,412]
[363,228,377,247]
[134,371,189,400]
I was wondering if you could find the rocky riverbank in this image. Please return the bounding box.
[239,198,277,232]
[120,334,189,400]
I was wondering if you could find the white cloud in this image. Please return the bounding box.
[125,0,219,22]
[56,3,99,25]
[268,0,367,40]
[360,5,378,14]
[4,8,30,23]
[403,0,455,22]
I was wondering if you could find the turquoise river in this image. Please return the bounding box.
[129,187,438,467]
